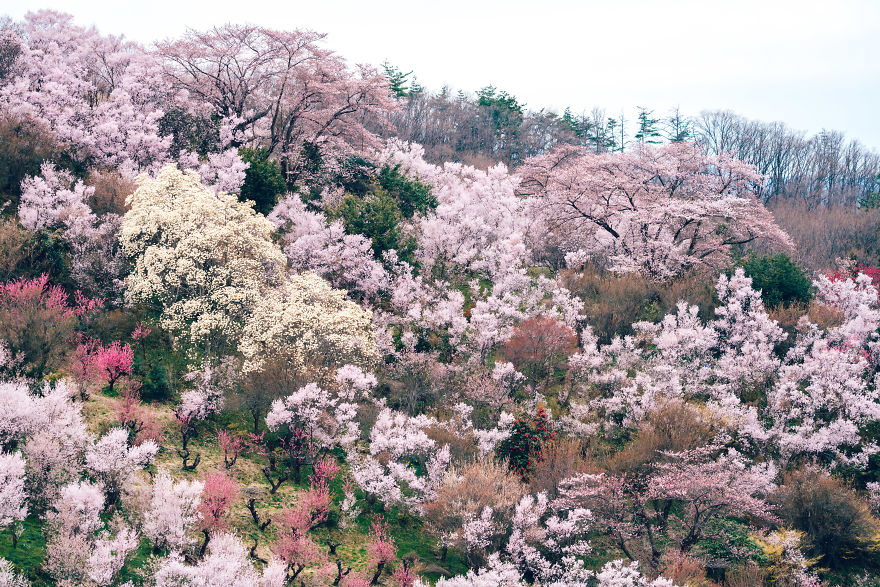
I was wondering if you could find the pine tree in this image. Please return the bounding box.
[381,61,412,98]
[634,107,662,144]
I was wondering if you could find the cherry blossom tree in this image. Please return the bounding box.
[0,558,29,587]
[156,23,396,186]
[178,148,249,195]
[268,195,390,301]
[558,447,777,569]
[0,381,38,450]
[516,142,794,279]
[594,560,678,587]
[504,492,592,584]
[154,532,287,587]
[44,480,106,584]
[382,141,530,282]
[23,379,90,510]
[0,451,27,547]
[87,525,139,586]
[143,469,204,553]
[18,164,127,301]
[2,11,171,175]
[434,553,525,587]
[85,427,157,505]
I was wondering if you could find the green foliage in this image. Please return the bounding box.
[0,515,48,585]
[376,164,436,219]
[736,253,812,308]
[476,85,524,116]
[698,517,767,567]
[239,147,287,215]
[496,406,555,480]
[336,193,417,264]
[135,354,172,402]
[382,62,412,98]
[634,107,662,144]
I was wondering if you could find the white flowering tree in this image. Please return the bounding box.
[120,164,286,354]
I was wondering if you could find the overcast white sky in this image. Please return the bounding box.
[4,0,880,149]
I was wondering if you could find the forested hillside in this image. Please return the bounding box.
[0,9,878,587]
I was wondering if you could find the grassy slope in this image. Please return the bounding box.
[0,386,466,585]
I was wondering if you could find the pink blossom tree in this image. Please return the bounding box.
[2,11,171,175]
[516,142,794,279]
[156,24,396,186]
[558,447,777,569]
[92,341,134,395]
[198,470,239,557]
[0,452,27,548]
[367,518,397,585]
[218,429,248,469]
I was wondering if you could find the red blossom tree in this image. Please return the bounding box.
[502,316,578,387]
[198,470,239,556]
[0,274,98,379]
[93,341,134,395]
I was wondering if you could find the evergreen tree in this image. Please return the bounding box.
[238,147,287,215]
[664,107,692,142]
[382,61,412,98]
[634,107,663,144]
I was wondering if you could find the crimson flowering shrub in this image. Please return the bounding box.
[495,405,555,480]
[501,316,578,387]
[0,273,102,379]
[828,263,880,291]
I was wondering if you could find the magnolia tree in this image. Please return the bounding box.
[516,142,794,279]
[120,164,286,354]
[239,272,377,373]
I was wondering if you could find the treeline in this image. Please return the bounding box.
[378,65,880,209]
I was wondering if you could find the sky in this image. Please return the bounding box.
[4,0,880,149]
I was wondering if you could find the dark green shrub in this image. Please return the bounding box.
[736,253,811,308]
[376,164,436,219]
[496,406,555,480]
[137,357,172,402]
[239,147,287,215]
[336,193,416,264]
